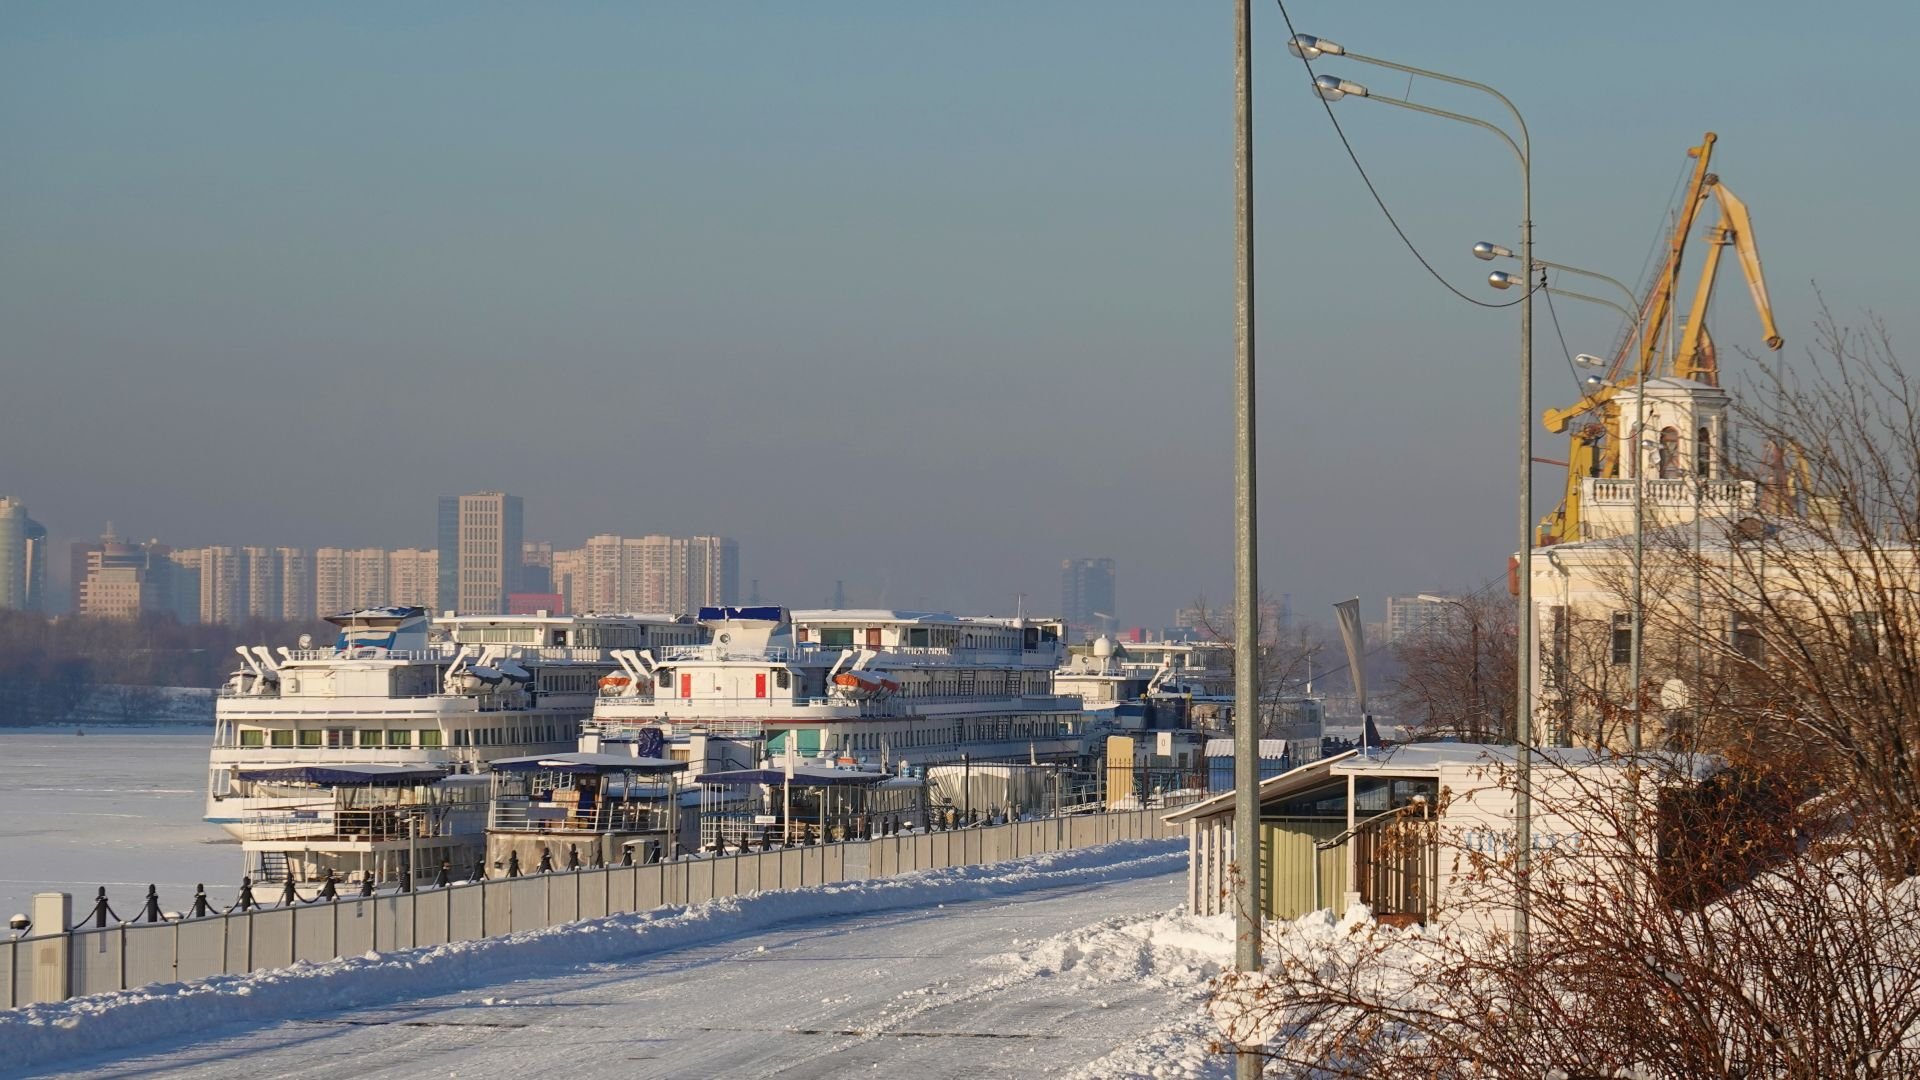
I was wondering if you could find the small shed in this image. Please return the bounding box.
[1165,743,1713,932]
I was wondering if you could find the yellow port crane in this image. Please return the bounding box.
[1534,133,1784,545]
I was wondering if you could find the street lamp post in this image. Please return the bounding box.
[1302,35,1535,968]
[1231,5,1262,1079]
[1488,260,1647,752]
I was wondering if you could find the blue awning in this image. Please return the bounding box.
[234,763,447,786]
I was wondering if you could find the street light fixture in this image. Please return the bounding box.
[1307,33,1536,971]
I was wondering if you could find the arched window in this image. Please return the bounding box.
[1659,427,1683,479]
[1697,425,1713,477]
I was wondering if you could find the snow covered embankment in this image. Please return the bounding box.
[1,838,1183,1072]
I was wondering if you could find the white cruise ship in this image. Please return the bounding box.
[588,606,1092,767]
[206,607,701,878]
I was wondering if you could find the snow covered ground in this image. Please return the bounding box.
[2,839,1257,1079]
[0,728,237,920]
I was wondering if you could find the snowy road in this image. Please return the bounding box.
[12,845,1231,1079]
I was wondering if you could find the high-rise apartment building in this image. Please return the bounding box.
[437,492,522,615]
[0,497,48,612]
[387,548,438,610]
[198,546,249,626]
[277,547,314,622]
[574,534,739,614]
[242,545,281,621]
[1385,594,1465,643]
[685,535,740,611]
[314,547,392,614]
[550,547,587,615]
[1061,557,1117,640]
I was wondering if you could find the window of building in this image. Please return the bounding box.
[819,627,854,647]
[1697,425,1713,478]
[327,728,352,749]
[239,729,265,747]
[1659,427,1683,479]
[360,729,383,748]
[1851,611,1882,658]
[1611,612,1634,666]
[299,730,323,747]
[419,730,443,748]
[1731,612,1765,666]
[270,729,294,748]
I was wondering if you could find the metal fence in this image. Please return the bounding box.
[2,803,1184,1008]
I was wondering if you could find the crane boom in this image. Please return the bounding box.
[1674,180,1784,382]
[1540,133,1718,436]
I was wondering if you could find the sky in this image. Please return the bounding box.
[4,1,1916,626]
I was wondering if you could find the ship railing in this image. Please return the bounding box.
[278,648,449,662]
[487,800,666,835]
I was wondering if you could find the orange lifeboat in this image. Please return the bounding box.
[832,670,900,700]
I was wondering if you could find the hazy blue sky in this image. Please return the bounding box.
[4,2,1915,625]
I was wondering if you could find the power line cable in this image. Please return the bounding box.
[1270,0,1526,310]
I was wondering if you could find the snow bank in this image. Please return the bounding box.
[0,838,1183,1073]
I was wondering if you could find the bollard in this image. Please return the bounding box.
[190,884,212,919]
[236,877,257,912]
[435,860,451,888]
[318,873,339,902]
[621,846,633,867]
[86,887,111,928]
[278,877,300,907]
[139,884,163,924]
[538,848,554,874]
[507,850,522,878]
[358,875,374,899]
[566,845,580,871]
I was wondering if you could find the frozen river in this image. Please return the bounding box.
[0,727,237,920]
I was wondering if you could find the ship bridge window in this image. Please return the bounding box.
[360,730,383,748]
[299,730,322,748]
[240,729,265,747]
[908,628,930,647]
[820,628,854,647]
[271,729,294,748]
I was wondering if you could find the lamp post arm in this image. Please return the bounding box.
[1347,50,1530,159]
[1361,93,1526,175]
[1536,261,1637,317]
[1547,286,1634,326]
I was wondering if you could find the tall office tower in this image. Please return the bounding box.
[520,540,553,593]
[684,535,740,609]
[436,496,459,614]
[1061,557,1117,640]
[76,531,177,621]
[550,547,587,615]
[198,546,249,626]
[439,492,522,615]
[387,548,438,610]
[276,547,314,622]
[0,498,48,612]
[242,546,281,620]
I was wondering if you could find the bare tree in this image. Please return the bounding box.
[1389,584,1516,743]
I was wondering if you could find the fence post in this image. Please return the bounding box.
[30,893,70,1003]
